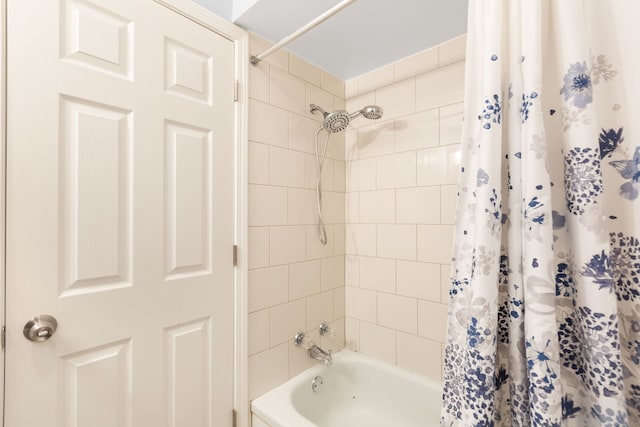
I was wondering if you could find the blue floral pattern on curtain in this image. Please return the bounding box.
[442,1,640,426]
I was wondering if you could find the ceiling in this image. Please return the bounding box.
[193,0,468,81]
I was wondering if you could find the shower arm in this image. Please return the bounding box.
[309,104,328,117]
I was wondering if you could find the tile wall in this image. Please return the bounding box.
[247,35,347,400]
[343,35,466,383]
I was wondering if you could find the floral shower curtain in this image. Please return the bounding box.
[442,1,640,426]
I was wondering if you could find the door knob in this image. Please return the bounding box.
[23,315,58,342]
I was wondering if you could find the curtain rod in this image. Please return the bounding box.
[249,0,359,65]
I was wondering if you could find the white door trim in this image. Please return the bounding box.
[0,1,249,426]
[0,0,6,422]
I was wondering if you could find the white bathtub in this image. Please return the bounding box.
[251,350,442,427]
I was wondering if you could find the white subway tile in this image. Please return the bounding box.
[397,332,442,382]
[418,300,449,343]
[345,316,360,351]
[377,151,417,189]
[287,188,316,225]
[289,54,321,86]
[357,64,394,94]
[249,99,288,147]
[440,185,458,225]
[345,192,360,224]
[438,34,466,67]
[394,109,439,153]
[345,78,359,99]
[321,255,345,291]
[248,185,287,226]
[358,120,395,159]
[378,293,418,334]
[289,260,321,300]
[334,161,346,193]
[415,62,465,112]
[248,343,288,400]
[417,144,461,186]
[306,225,334,260]
[360,256,396,293]
[359,322,396,365]
[397,261,441,302]
[249,141,270,185]
[333,287,345,319]
[248,265,288,313]
[396,187,440,224]
[248,226,270,269]
[271,67,306,115]
[321,70,345,98]
[346,224,377,257]
[270,299,306,345]
[270,146,305,188]
[334,223,346,256]
[394,47,438,82]
[345,128,359,161]
[345,286,377,323]
[249,60,270,103]
[347,158,377,192]
[325,131,346,161]
[320,191,345,224]
[306,291,334,332]
[346,224,377,256]
[417,225,455,264]
[377,224,417,261]
[375,78,416,120]
[248,309,270,356]
[289,113,319,154]
[439,102,464,145]
[345,255,360,286]
[304,154,318,190]
[270,226,306,265]
[360,190,396,224]
[319,158,335,192]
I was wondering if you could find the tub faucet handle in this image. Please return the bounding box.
[319,322,335,337]
[294,331,311,349]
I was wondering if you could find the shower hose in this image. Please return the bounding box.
[315,128,330,246]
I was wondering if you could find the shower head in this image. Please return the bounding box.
[354,105,384,120]
[322,110,351,133]
[310,103,384,133]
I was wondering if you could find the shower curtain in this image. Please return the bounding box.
[442,1,640,426]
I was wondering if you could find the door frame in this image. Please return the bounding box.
[0,0,249,426]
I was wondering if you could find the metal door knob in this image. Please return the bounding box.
[23,315,58,342]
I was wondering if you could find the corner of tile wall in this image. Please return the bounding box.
[247,34,346,401]
[344,33,466,385]
[247,31,466,400]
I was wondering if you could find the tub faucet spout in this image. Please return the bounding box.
[308,342,333,366]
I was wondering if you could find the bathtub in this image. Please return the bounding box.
[251,350,442,427]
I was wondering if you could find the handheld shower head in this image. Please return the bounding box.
[349,105,384,121]
[360,105,384,120]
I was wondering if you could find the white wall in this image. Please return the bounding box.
[246,33,466,403]
[246,34,346,400]
[343,35,466,383]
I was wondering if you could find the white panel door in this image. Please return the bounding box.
[5,0,236,426]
